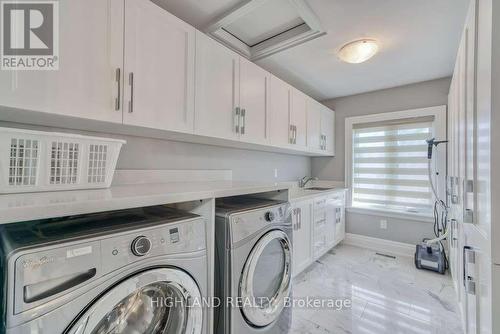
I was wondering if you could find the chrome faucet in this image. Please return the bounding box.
[299,176,318,188]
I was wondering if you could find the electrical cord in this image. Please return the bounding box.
[425,149,450,270]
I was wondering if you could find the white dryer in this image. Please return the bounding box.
[0,205,208,334]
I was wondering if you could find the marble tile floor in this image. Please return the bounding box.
[290,244,463,334]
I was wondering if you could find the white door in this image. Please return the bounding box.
[321,108,335,155]
[123,0,195,133]
[195,33,240,140]
[239,58,269,145]
[290,89,307,148]
[306,99,322,152]
[292,200,312,275]
[269,76,291,147]
[0,0,123,123]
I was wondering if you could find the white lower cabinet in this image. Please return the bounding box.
[291,199,312,276]
[292,190,346,277]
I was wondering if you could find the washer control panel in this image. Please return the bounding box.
[230,203,291,245]
[101,217,205,272]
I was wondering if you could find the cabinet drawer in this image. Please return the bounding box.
[313,197,327,210]
[314,210,327,224]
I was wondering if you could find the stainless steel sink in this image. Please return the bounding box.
[304,187,334,191]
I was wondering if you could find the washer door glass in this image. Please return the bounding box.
[67,268,203,334]
[240,230,292,327]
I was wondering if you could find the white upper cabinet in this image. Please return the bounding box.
[195,33,240,140]
[321,108,335,155]
[123,0,195,133]
[0,1,335,157]
[269,76,291,147]
[307,99,335,155]
[0,0,124,123]
[290,88,308,148]
[238,57,269,145]
[307,99,322,152]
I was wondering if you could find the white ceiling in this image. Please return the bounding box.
[154,0,470,100]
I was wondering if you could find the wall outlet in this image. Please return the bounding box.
[274,168,278,178]
[380,219,388,229]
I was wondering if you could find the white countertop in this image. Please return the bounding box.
[0,181,291,224]
[289,187,347,201]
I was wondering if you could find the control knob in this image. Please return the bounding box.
[131,236,152,256]
[265,211,275,222]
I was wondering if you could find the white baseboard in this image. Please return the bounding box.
[343,233,415,257]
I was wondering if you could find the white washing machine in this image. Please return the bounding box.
[214,197,292,334]
[0,205,208,334]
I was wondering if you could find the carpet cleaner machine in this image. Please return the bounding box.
[414,138,449,274]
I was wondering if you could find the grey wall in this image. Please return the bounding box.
[116,135,310,182]
[312,77,451,244]
[312,77,451,180]
[0,121,311,183]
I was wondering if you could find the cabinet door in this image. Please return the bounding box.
[324,196,337,247]
[0,0,123,123]
[239,58,269,144]
[290,89,307,148]
[195,33,239,140]
[331,192,346,244]
[269,76,291,146]
[306,99,322,151]
[321,108,335,155]
[463,0,476,227]
[292,200,312,275]
[123,0,195,133]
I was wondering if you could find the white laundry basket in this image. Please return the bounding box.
[0,127,126,193]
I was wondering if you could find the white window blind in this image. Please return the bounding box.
[351,117,434,215]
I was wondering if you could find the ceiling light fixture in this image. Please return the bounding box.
[338,39,379,64]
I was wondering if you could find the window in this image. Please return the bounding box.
[345,107,446,217]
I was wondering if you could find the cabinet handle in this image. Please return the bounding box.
[128,72,134,113]
[234,107,240,134]
[293,125,297,144]
[289,124,294,144]
[241,109,246,135]
[115,68,121,111]
[462,178,474,224]
[298,207,301,229]
[463,246,477,295]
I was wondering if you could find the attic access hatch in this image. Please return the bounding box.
[205,0,325,61]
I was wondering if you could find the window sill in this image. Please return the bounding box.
[346,206,434,223]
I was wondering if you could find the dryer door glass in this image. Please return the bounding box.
[240,230,292,327]
[67,268,203,334]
